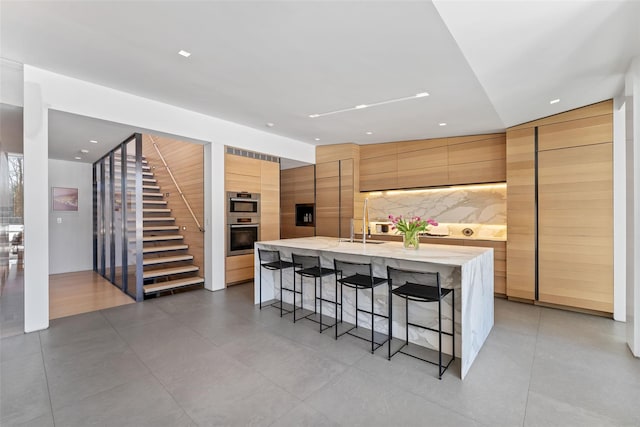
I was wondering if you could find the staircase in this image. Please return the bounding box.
[130,157,205,297]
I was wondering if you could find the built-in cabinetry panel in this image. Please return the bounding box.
[280,165,315,239]
[506,128,536,300]
[537,137,613,312]
[360,133,506,191]
[315,144,361,238]
[225,152,280,285]
[505,100,613,313]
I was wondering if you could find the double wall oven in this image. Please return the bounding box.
[227,192,260,256]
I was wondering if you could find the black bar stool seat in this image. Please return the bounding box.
[292,253,337,332]
[334,259,389,353]
[387,266,455,380]
[258,249,296,316]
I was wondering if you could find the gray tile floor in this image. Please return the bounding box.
[1,283,639,427]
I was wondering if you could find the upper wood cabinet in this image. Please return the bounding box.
[359,133,506,191]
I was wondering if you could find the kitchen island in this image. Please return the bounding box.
[254,236,494,379]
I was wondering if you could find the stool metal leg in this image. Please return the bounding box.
[259,265,263,310]
[319,277,323,333]
[370,288,374,353]
[438,296,442,379]
[388,290,393,360]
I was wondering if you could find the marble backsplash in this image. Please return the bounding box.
[366,184,506,225]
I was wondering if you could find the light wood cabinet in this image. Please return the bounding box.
[224,152,280,285]
[359,133,506,191]
[537,142,613,312]
[505,99,613,313]
[315,144,360,238]
[506,128,536,300]
[280,165,315,239]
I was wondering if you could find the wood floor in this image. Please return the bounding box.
[49,271,134,320]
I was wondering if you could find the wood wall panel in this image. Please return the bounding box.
[315,162,340,237]
[142,135,205,278]
[538,143,613,312]
[506,127,536,300]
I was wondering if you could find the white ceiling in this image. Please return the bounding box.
[1,1,639,163]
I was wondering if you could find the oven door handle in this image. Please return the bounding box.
[230,224,259,228]
[230,198,259,203]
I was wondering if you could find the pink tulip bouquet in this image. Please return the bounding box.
[388,215,438,249]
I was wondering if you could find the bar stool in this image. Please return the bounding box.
[257,249,295,316]
[292,253,337,332]
[386,266,455,380]
[334,259,389,353]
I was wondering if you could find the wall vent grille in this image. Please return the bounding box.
[226,146,280,164]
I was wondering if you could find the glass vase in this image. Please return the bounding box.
[403,233,420,250]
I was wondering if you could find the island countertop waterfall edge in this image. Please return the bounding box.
[253,236,494,379]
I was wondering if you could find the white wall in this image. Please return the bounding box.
[48,159,93,274]
[625,57,640,357]
[23,65,316,332]
[614,96,627,322]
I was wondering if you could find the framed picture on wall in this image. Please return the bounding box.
[52,187,78,211]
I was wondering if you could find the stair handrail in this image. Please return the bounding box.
[149,135,204,232]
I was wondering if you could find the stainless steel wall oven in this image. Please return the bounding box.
[227,192,260,256]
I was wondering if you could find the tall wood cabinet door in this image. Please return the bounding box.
[339,159,354,238]
[260,161,280,241]
[506,128,536,300]
[538,143,613,313]
[315,161,340,237]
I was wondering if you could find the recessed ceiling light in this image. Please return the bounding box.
[266,122,274,128]
[90,140,98,144]
[366,131,373,135]
[74,156,82,160]
[314,138,321,141]
[439,122,447,126]
[550,99,560,104]
[308,91,430,119]
[178,50,191,58]
[80,149,89,154]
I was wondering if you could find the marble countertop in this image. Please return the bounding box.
[257,236,492,267]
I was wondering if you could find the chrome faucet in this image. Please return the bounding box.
[363,198,369,244]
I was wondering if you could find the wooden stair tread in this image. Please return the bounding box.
[143,185,160,190]
[143,265,199,279]
[143,200,167,205]
[140,234,183,242]
[142,244,188,253]
[125,217,176,222]
[143,226,179,231]
[142,192,163,197]
[142,208,171,213]
[144,277,204,294]
[143,255,194,265]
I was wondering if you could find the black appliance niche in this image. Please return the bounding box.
[295,203,315,227]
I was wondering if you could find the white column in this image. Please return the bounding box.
[23,70,49,332]
[626,57,640,357]
[204,142,226,291]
